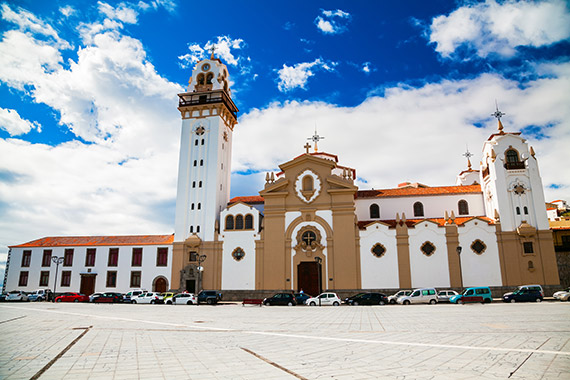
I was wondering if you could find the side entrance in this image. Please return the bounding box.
[297,261,321,296]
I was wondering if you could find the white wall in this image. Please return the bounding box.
[358,222,399,289]
[408,221,450,288]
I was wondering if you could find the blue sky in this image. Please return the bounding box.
[1,0,570,280]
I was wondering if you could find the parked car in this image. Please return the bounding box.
[89,293,103,302]
[131,292,164,304]
[171,293,197,305]
[197,290,222,305]
[343,292,366,305]
[503,288,543,303]
[6,290,29,302]
[397,288,438,305]
[263,293,297,306]
[92,293,123,303]
[161,292,175,304]
[305,292,341,306]
[294,292,311,304]
[553,287,570,301]
[450,287,493,304]
[437,290,459,303]
[123,289,147,303]
[387,290,412,304]
[0,293,5,302]
[28,289,51,302]
[347,292,388,306]
[503,285,544,299]
[55,292,89,303]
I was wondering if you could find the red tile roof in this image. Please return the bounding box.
[229,196,264,205]
[10,234,174,248]
[358,216,494,229]
[356,184,482,199]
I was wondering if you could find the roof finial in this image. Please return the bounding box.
[307,125,325,152]
[463,145,474,170]
[492,100,505,134]
[209,45,216,59]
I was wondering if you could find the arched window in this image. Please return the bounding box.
[191,203,194,210]
[200,159,203,166]
[302,176,313,191]
[199,181,202,187]
[413,202,424,217]
[190,226,193,233]
[196,226,200,233]
[235,215,244,229]
[225,215,234,230]
[193,160,197,166]
[206,72,214,84]
[524,206,528,214]
[506,149,519,163]
[197,203,201,210]
[245,214,253,229]
[458,200,469,215]
[197,73,205,85]
[516,207,521,215]
[369,204,380,219]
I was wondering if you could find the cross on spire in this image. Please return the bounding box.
[307,127,324,152]
[492,100,506,133]
[463,146,474,170]
[209,45,216,59]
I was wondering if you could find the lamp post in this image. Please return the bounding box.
[197,254,207,305]
[51,256,64,302]
[314,256,322,306]
[456,246,463,292]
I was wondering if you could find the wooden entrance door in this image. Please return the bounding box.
[154,277,167,292]
[185,280,196,293]
[80,275,96,296]
[297,262,321,296]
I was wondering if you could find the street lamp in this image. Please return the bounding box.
[314,256,322,306]
[456,246,463,292]
[196,254,207,304]
[51,256,64,302]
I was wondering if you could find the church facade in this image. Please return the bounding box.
[4,56,560,296]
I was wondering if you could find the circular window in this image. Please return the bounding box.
[232,247,245,262]
[421,241,436,257]
[371,243,386,258]
[471,239,486,255]
[301,231,317,250]
[202,63,210,71]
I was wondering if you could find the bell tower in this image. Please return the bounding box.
[174,53,238,243]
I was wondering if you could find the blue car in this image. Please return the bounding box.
[450,287,492,304]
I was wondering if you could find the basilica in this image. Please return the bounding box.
[4,55,560,297]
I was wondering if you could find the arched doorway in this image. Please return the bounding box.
[153,276,168,292]
[297,261,321,296]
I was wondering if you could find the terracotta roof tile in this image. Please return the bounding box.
[356,184,482,199]
[358,216,494,229]
[229,196,264,205]
[10,234,174,248]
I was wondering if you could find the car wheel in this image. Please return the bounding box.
[151,300,155,304]
[458,299,464,305]
[207,299,213,305]
[429,299,437,304]
[510,299,516,303]
[56,299,61,302]
[403,300,410,305]
[166,300,171,305]
[287,302,293,306]
[310,301,316,306]
[390,299,396,304]
[74,299,79,303]
[187,301,193,305]
[484,298,492,304]
[132,300,137,304]
[379,300,385,305]
[264,301,270,306]
[333,301,339,306]
[353,301,359,306]
[535,298,542,303]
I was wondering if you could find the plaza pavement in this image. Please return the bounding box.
[0,301,569,380]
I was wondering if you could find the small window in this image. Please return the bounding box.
[86,248,96,266]
[458,200,469,215]
[191,203,194,210]
[192,181,196,188]
[130,271,141,288]
[61,271,71,287]
[21,250,31,267]
[302,230,317,249]
[106,271,117,287]
[196,226,200,233]
[132,248,142,267]
[421,241,435,256]
[201,139,205,145]
[189,252,197,262]
[371,243,386,258]
[225,215,234,230]
[206,72,214,84]
[506,149,519,163]
[235,215,244,229]
[523,242,534,254]
[471,239,486,255]
[413,202,424,217]
[197,73,205,85]
[108,248,119,267]
[39,271,50,287]
[157,247,168,267]
[42,250,52,267]
[232,247,245,261]
[193,160,197,167]
[199,181,202,187]
[528,260,534,269]
[197,203,201,210]
[302,176,313,191]
[190,226,194,233]
[194,140,198,146]
[200,159,203,166]
[524,206,528,214]
[369,204,380,219]
[18,271,28,286]
[63,249,74,267]
[516,207,521,215]
[245,214,253,229]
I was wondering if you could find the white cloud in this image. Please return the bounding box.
[430,0,570,59]
[235,63,570,203]
[178,36,245,68]
[138,0,177,13]
[98,1,138,24]
[59,6,76,17]
[276,58,337,92]
[0,108,40,135]
[178,44,205,68]
[315,9,351,34]
[362,62,371,73]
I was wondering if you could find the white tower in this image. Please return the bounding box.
[174,54,238,242]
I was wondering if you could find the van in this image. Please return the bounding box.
[28,289,51,302]
[397,288,438,305]
[450,287,492,304]
[503,284,544,298]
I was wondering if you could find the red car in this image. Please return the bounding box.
[55,292,89,303]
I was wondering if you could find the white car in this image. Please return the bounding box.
[171,293,197,305]
[397,288,438,305]
[6,290,29,301]
[388,290,412,304]
[553,288,570,301]
[89,293,103,302]
[437,290,459,303]
[305,292,341,306]
[131,292,164,304]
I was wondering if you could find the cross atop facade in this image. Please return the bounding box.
[209,45,216,59]
[304,143,311,154]
[307,128,325,152]
[463,146,474,170]
[492,101,505,121]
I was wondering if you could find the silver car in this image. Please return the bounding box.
[6,290,29,301]
[388,290,412,304]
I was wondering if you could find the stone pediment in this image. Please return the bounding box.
[516,221,536,238]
